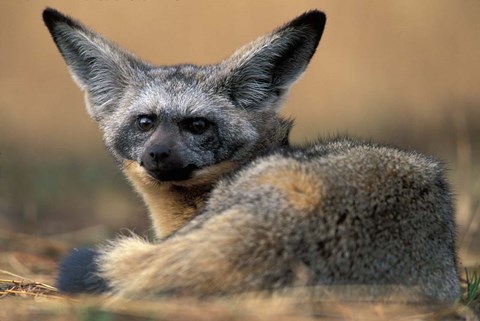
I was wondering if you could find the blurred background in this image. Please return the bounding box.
[0,0,479,268]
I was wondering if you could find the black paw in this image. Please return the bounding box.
[57,248,110,294]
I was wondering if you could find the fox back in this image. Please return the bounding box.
[43,8,460,302]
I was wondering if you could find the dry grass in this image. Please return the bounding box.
[0,267,478,321]
[0,277,59,299]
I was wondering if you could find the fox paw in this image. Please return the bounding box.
[57,248,109,294]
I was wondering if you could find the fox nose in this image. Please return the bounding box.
[140,143,186,173]
[148,145,171,162]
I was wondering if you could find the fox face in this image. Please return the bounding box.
[43,9,326,186]
[95,64,292,183]
[99,71,277,183]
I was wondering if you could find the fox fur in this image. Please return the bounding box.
[43,8,460,302]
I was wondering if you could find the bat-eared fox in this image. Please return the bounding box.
[43,8,460,302]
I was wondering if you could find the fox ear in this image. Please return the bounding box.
[43,8,149,120]
[220,10,326,111]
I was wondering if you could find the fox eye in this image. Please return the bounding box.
[136,115,156,131]
[183,118,210,135]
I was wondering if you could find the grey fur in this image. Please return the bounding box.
[43,8,460,302]
[43,8,318,168]
[195,138,459,300]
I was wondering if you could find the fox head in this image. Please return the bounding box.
[43,8,326,187]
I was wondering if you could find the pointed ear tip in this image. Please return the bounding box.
[42,7,78,31]
[309,10,327,23]
[42,7,61,25]
[290,10,327,30]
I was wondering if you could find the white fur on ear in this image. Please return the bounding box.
[220,10,326,110]
[43,8,150,120]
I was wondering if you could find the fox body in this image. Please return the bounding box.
[43,8,460,302]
